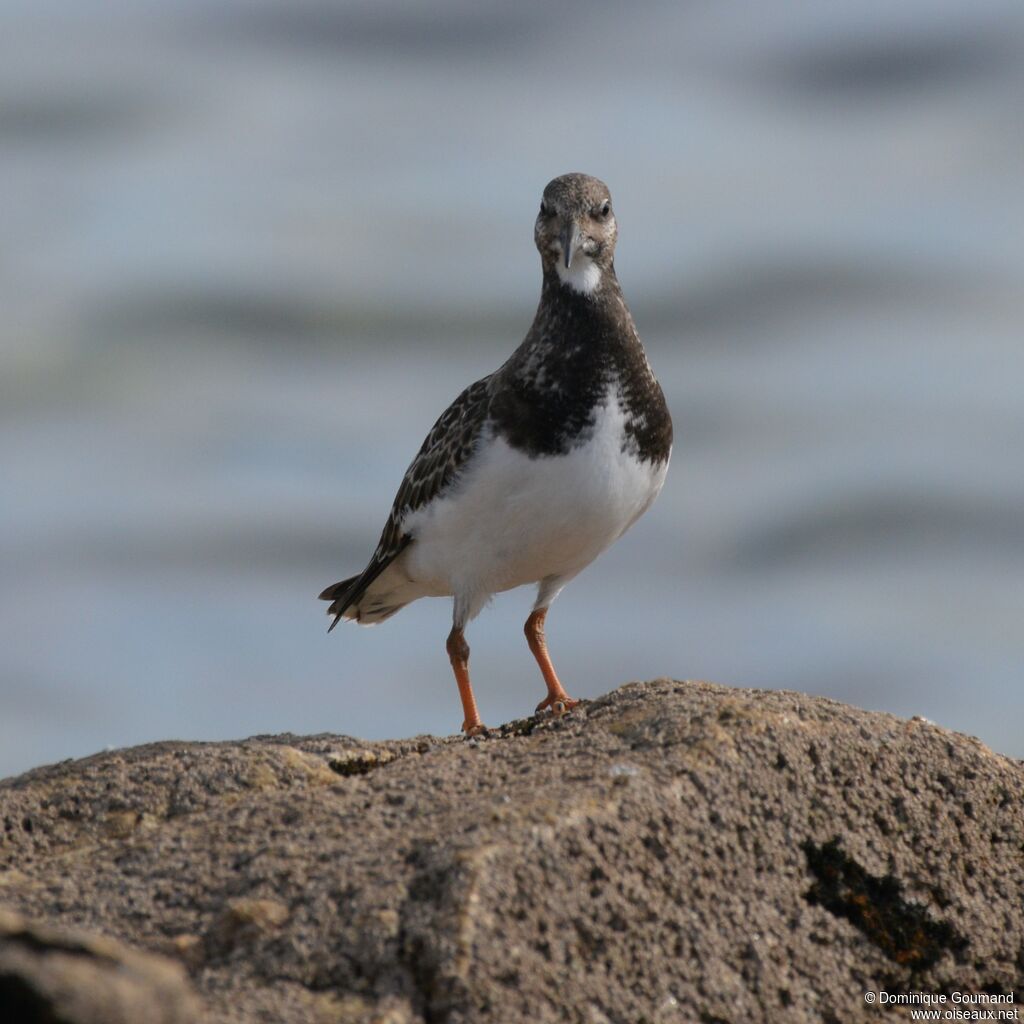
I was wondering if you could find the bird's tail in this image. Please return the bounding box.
[320,536,417,629]
[318,575,361,631]
[318,571,412,629]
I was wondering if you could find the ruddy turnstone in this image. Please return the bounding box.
[319,173,672,736]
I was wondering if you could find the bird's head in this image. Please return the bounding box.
[534,173,617,296]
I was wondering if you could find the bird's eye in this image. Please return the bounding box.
[539,200,549,216]
[597,200,611,219]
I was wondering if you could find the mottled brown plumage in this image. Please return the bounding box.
[320,376,491,629]
[319,173,672,734]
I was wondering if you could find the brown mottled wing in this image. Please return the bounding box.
[320,375,493,627]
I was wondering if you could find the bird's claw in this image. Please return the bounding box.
[463,722,489,738]
[535,695,580,717]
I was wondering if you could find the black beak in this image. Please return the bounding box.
[559,220,581,269]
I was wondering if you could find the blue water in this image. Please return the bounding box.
[2,0,1023,777]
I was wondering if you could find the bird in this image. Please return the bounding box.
[319,172,672,736]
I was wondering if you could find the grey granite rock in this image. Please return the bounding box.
[1,680,1022,1022]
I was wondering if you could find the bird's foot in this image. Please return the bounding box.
[463,721,489,738]
[535,694,580,717]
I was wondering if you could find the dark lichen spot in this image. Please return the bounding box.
[497,715,543,738]
[327,751,396,777]
[802,838,967,971]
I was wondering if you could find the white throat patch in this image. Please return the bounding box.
[556,256,602,295]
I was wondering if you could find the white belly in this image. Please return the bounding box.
[403,392,669,615]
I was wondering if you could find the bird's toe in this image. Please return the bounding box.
[535,695,580,717]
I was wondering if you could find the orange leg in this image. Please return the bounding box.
[446,626,487,736]
[524,609,579,716]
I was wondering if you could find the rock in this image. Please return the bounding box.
[1,680,1022,1022]
[206,897,290,956]
[0,905,203,1023]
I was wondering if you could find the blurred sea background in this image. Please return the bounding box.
[2,1,1022,778]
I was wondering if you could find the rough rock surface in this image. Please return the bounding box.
[0,904,203,1023]
[1,680,1023,1023]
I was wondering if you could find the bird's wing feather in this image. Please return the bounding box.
[386,374,493,535]
[320,375,493,625]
